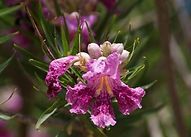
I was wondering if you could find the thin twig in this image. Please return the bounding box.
[24,1,55,60]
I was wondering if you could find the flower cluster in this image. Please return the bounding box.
[45,41,145,128]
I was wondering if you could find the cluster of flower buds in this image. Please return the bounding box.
[88,41,129,62]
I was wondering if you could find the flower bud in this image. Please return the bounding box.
[88,43,102,59]
[74,52,91,66]
[100,41,112,56]
[111,43,124,54]
[120,50,130,62]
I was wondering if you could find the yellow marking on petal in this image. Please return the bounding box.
[104,76,113,96]
[96,77,104,95]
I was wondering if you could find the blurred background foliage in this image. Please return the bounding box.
[0,0,191,137]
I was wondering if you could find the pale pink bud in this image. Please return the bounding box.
[111,43,124,54]
[120,50,130,62]
[88,43,102,59]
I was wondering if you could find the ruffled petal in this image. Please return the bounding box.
[66,82,94,114]
[113,82,145,115]
[45,56,78,98]
[105,52,120,79]
[83,52,121,87]
[90,93,116,128]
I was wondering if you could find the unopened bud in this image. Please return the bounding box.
[88,43,102,59]
[120,50,130,62]
[111,43,124,54]
[100,41,112,56]
[74,52,90,66]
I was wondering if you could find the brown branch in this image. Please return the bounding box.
[154,0,188,137]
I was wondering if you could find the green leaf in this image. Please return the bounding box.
[141,80,157,90]
[35,100,60,129]
[29,59,48,73]
[127,64,145,80]
[0,35,11,44]
[0,113,15,120]
[0,4,22,16]
[70,27,81,55]
[14,44,38,59]
[70,67,84,83]
[113,31,121,43]
[61,26,69,56]
[126,37,140,64]
[0,55,14,75]
[37,2,57,56]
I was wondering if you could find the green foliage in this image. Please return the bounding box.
[0,4,22,16]
[0,55,13,75]
[35,99,62,130]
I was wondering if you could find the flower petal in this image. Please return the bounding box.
[90,93,116,128]
[114,82,145,115]
[45,56,78,98]
[105,52,120,79]
[66,82,94,114]
[83,52,120,82]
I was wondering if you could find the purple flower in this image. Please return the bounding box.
[45,56,79,98]
[99,0,116,11]
[45,42,145,128]
[52,12,97,44]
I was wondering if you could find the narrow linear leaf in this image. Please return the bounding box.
[0,4,22,16]
[113,31,121,43]
[0,55,14,74]
[35,108,57,130]
[70,28,81,55]
[29,59,48,73]
[141,80,157,90]
[0,113,15,120]
[126,37,140,63]
[128,64,145,80]
[0,35,11,44]
[61,26,69,56]
[14,44,38,59]
[35,100,61,129]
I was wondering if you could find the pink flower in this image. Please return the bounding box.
[52,12,97,44]
[45,42,145,128]
[45,56,79,98]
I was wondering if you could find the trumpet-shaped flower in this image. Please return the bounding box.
[66,53,145,128]
[45,42,145,128]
